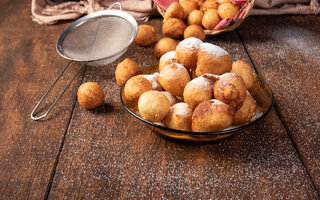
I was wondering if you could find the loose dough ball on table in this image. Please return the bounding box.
[157,63,191,97]
[162,18,186,38]
[134,25,157,46]
[213,73,247,110]
[124,73,161,102]
[165,102,193,131]
[187,9,204,26]
[154,37,178,59]
[196,42,232,76]
[183,76,213,109]
[184,24,206,41]
[138,91,170,122]
[231,60,254,90]
[202,9,220,30]
[115,58,141,86]
[159,51,176,72]
[176,37,203,69]
[192,99,234,132]
[77,82,104,109]
[164,2,184,20]
[233,92,256,125]
[217,3,240,19]
[180,0,198,20]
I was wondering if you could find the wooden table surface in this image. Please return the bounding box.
[1,0,319,199]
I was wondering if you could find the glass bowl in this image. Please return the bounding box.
[120,65,274,142]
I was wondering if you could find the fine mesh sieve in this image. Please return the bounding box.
[31,2,138,120]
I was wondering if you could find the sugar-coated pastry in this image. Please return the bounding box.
[183,76,213,109]
[201,0,218,12]
[231,60,253,90]
[124,73,161,102]
[192,99,234,132]
[138,91,170,122]
[233,92,256,125]
[115,58,141,86]
[217,3,240,19]
[213,73,247,110]
[188,9,204,26]
[176,37,203,69]
[165,102,193,131]
[154,37,178,59]
[77,82,104,109]
[196,42,232,76]
[134,25,157,46]
[184,24,206,41]
[160,91,179,106]
[180,0,198,20]
[162,18,187,38]
[159,51,176,72]
[158,63,191,97]
[202,9,220,30]
[164,2,184,21]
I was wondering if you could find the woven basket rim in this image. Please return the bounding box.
[155,0,256,35]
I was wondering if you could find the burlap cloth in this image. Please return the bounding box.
[32,0,320,25]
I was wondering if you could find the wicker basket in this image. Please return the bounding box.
[155,0,255,35]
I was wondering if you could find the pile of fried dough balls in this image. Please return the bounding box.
[116,37,257,132]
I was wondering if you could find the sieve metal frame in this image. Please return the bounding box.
[56,9,138,62]
[31,2,138,120]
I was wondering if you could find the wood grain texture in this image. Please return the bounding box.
[237,15,320,192]
[48,18,319,199]
[0,0,83,199]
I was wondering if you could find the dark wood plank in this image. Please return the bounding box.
[0,0,84,199]
[48,18,319,199]
[237,15,320,192]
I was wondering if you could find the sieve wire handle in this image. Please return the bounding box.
[30,61,87,120]
[107,2,122,11]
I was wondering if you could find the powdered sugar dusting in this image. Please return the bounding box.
[178,37,203,50]
[161,91,178,106]
[171,102,193,117]
[140,73,161,90]
[200,43,229,57]
[160,51,176,62]
[210,99,226,105]
[189,76,212,87]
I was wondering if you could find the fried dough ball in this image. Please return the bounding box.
[217,0,232,4]
[176,37,203,69]
[184,24,206,41]
[134,25,157,46]
[164,2,184,21]
[231,60,254,90]
[124,73,161,102]
[202,0,218,12]
[180,0,198,20]
[233,92,256,125]
[196,42,232,76]
[160,91,179,106]
[213,73,247,110]
[154,37,178,59]
[183,76,213,109]
[159,51,176,72]
[115,58,141,86]
[138,91,170,122]
[162,18,187,38]
[77,82,104,109]
[192,99,234,132]
[187,9,204,26]
[202,9,220,30]
[165,102,193,131]
[217,3,240,19]
[158,63,191,97]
